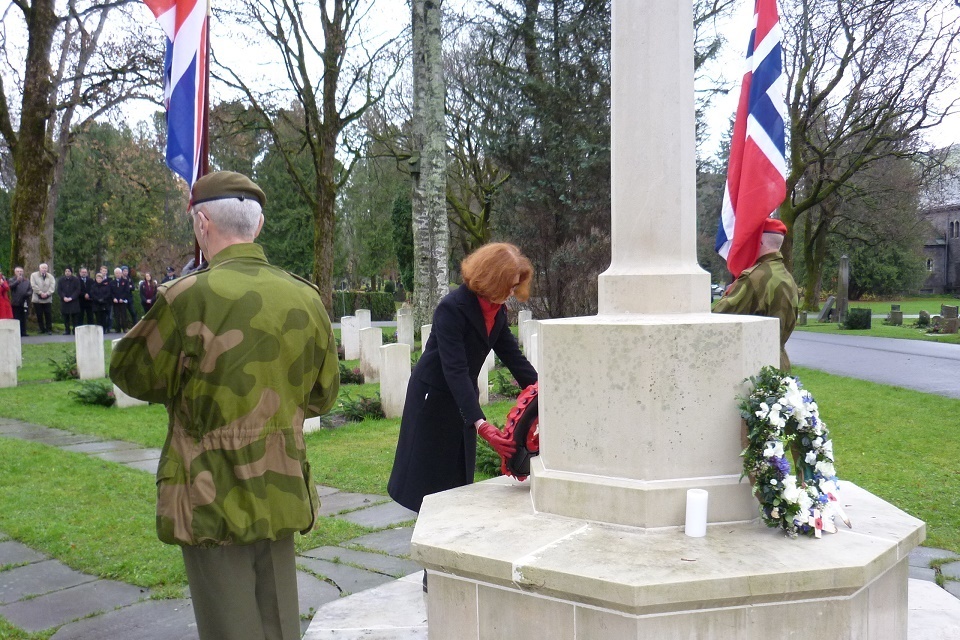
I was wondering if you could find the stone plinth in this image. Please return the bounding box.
[359,327,382,383]
[397,309,415,349]
[533,313,776,528]
[356,308,371,329]
[421,324,432,352]
[341,316,360,360]
[75,325,105,380]
[380,343,411,418]
[0,319,21,367]
[414,480,924,640]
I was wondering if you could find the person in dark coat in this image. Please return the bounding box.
[77,267,95,325]
[89,272,112,333]
[139,272,158,314]
[122,266,138,324]
[387,243,538,516]
[58,267,82,335]
[8,267,32,336]
[161,266,177,283]
[110,267,131,333]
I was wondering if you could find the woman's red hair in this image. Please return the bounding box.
[461,243,533,302]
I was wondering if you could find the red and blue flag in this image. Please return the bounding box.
[143,0,208,186]
[715,0,787,279]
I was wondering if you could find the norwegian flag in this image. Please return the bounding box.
[715,0,787,279]
[143,0,208,186]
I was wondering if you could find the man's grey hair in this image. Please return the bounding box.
[760,232,785,252]
[195,197,262,240]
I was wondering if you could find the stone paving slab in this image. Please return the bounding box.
[0,423,62,439]
[0,560,97,604]
[909,579,960,640]
[124,459,160,474]
[941,561,960,580]
[297,569,342,616]
[301,547,422,578]
[317,492,390,517]
[909,546,959,568]
[344,528,413,558]
[0,579,148,632]
[50,598,199,640]
[59,440,139,454]
[317,485,341,497]
[30,434,103,447]
[336,502,417,529]
[303,573,426,640]
[91,448,162,464]
[910,566,936,582]
[297,557,396,596]
[19,427,78,442]
[947,581,960,600]
[0,540,47,566]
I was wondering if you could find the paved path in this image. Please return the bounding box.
[0,418,418,639]
[789,331,960,398]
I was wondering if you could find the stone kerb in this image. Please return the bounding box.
[421,324,432,352]
[356,309,372,329]
[517,310,532,349]
[380,343,411,418]
[478,351,494,405]
[341,316,360,360]
[110,339,147,408]
[0,319,21,367]
[397,309,414,349]
[0,322,17,388]
[359,327,382,383]
[75,325,105,380]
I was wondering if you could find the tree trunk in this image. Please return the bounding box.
[9,0,58,270]
[411,0,448,329]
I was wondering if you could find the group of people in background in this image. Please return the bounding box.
[0,263,179,337]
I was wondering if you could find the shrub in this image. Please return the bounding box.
[338,362,364,385]
[843,308,872,330]
[491,369,521,398]
[70,380,116,407]
[475,437,502,477]
[383,280,396,294]
[337,393,385,422]
[329,292,395,321]
[49,352,79,381]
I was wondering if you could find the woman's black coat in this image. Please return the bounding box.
[387,284,537,513]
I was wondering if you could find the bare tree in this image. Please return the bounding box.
[219,0,403,314]
[0,0,159,270]
[780,0,960,309]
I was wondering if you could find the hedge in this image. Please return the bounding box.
[330,291,395,321]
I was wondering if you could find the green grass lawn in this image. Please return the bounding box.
[794,320,960,344]
[832,296,960,315]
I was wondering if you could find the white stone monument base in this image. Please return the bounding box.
[414,480,924,639]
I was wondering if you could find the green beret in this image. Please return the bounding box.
[191,171,266,208]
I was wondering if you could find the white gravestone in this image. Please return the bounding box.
[359,327,382,383]
[75,325,105,380]
[420,324,432,352]
[478,350,495,405]
[527,331,539,373]
[397,308,415,349]
[521,319,538,355]
[517,309,532,349]
[356,308,372,329]
[303,416,326,434]
[111,339,147,408]
[0,319,21,367]
[341,316,360,360]
[0,324,17,388]
[380,343,411,418]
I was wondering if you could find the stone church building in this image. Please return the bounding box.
[921,152,960,294]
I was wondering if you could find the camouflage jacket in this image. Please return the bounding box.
[110,243,339,547]
[713,252,800,370]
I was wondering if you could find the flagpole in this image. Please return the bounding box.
[195,0,211,266]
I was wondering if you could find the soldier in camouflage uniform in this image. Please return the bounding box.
[713,217,799,370]
[110,172,339,640]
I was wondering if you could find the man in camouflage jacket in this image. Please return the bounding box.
[110,172,339,640]
[713,218,799,370]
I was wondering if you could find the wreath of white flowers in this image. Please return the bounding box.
[740,366,851,538]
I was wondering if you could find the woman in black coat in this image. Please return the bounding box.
[89,273,113,333]
[388,243,538,514]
